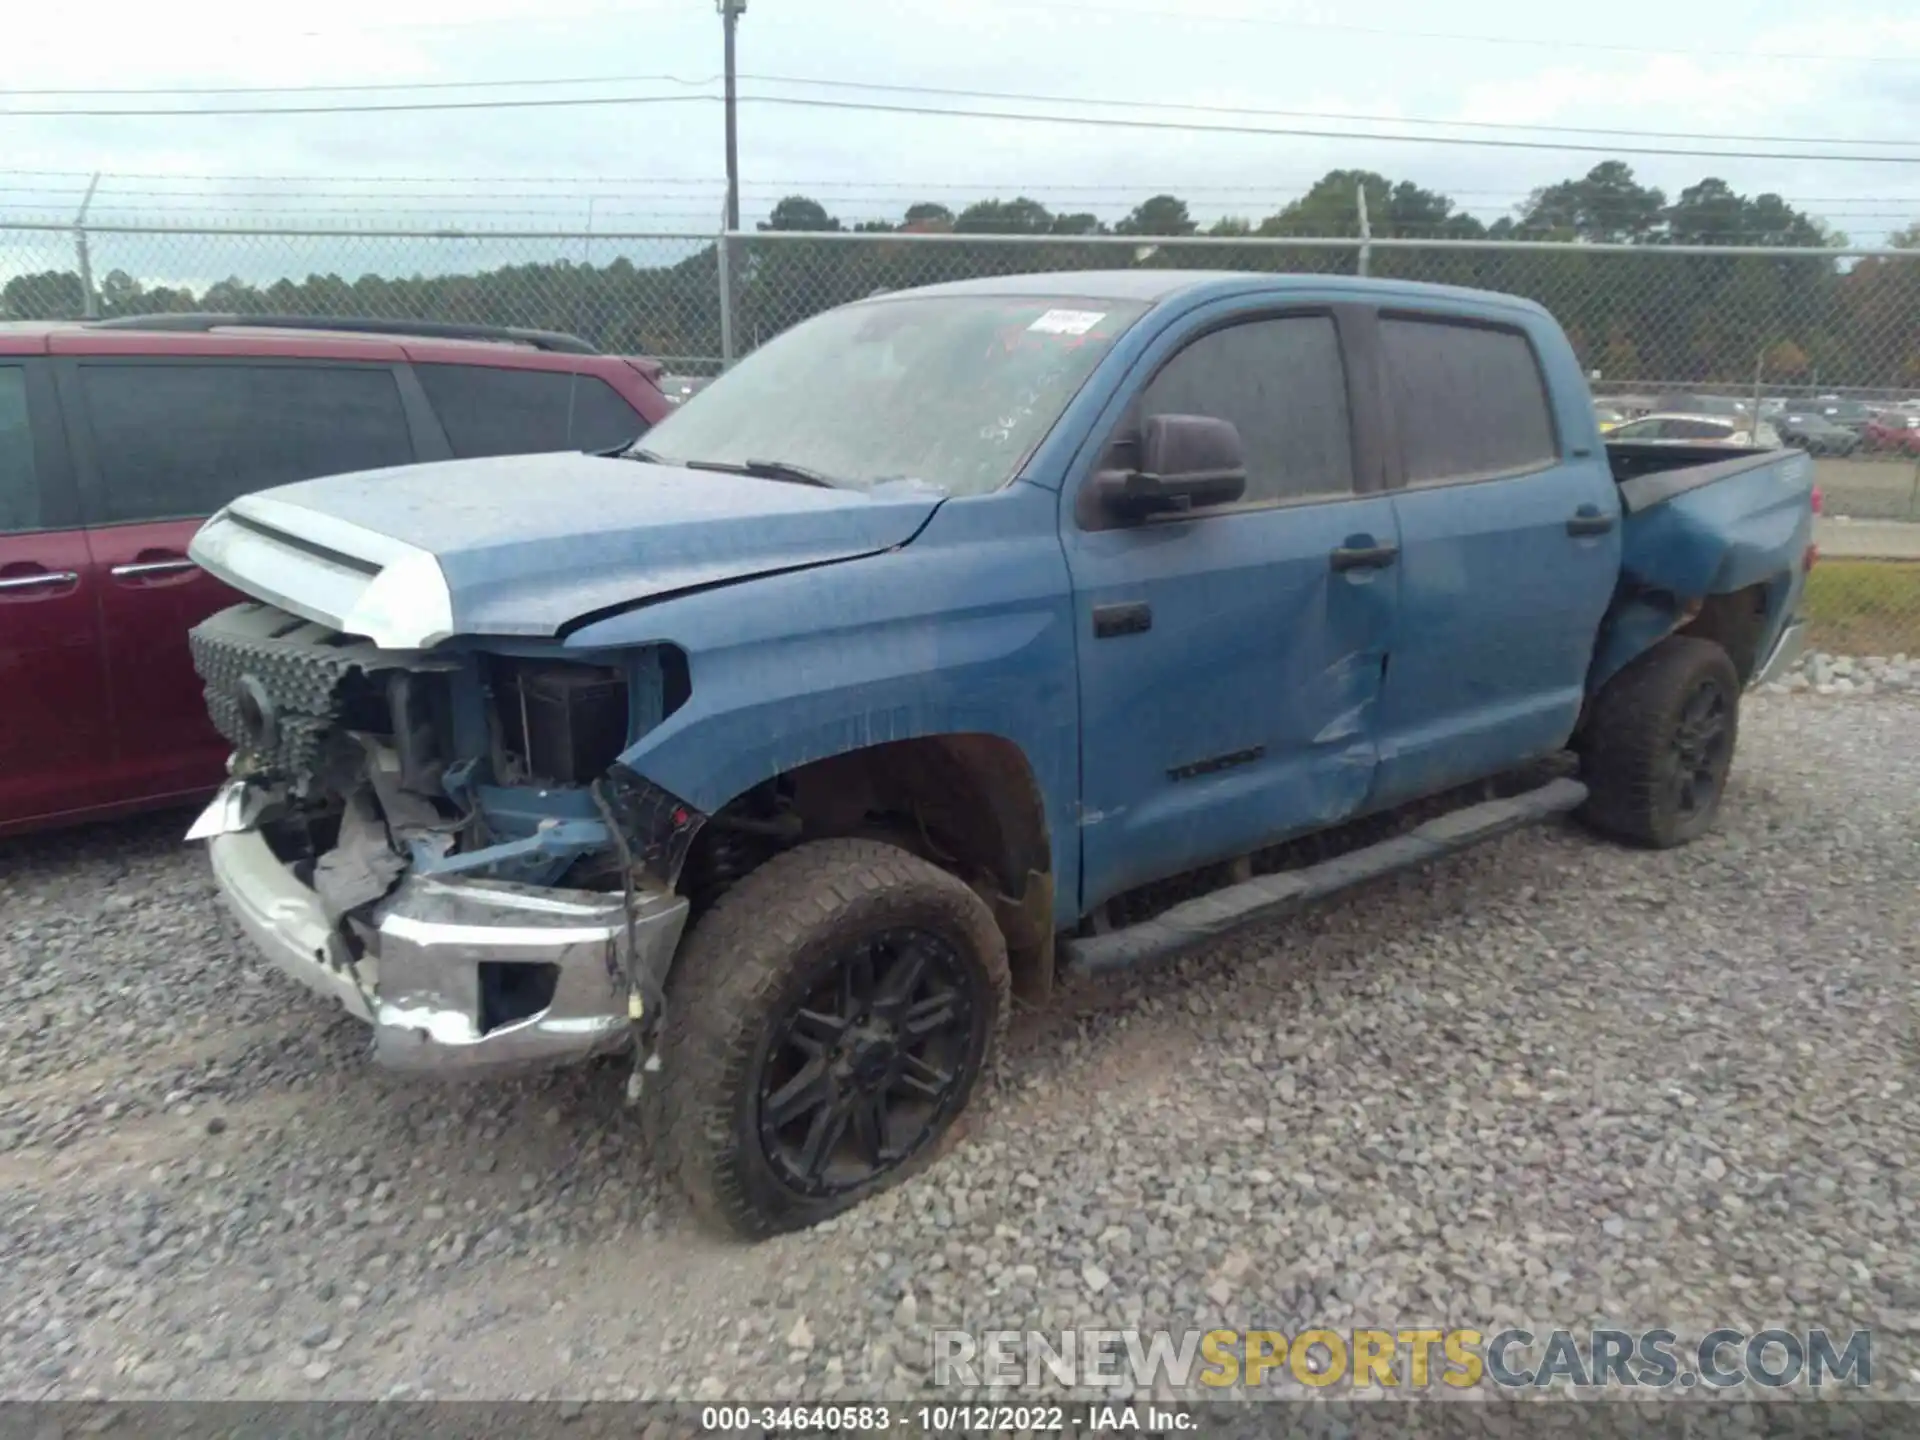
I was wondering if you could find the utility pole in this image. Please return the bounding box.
[74,172,102,319]
[717,0,746,233]
[1354,181,1371,278]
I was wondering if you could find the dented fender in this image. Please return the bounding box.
[1592,448,1815,690]
[567,485,1086,926]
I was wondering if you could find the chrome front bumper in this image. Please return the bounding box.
[206,819,688,1076]
[1752,616,1808,688]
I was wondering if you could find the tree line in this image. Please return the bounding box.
[760,162,1850,247]
[4,162,1916,387]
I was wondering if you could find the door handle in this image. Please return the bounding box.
[1092,601,1152,638]
[110,558,198,579]
[1329,542,1400,572]
[0,570,80,593]
[1566,507,1617,537]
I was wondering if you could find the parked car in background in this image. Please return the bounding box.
[1605,412,1781,448]
[1863,411,1920,455]
[1814,399,1875,435]
[1776,412,1861,456]
[0,314,672,838]
[1593,404,1626,432]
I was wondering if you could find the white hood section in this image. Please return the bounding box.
[189,493,456,650]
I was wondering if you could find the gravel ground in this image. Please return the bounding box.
[1,689,1915,1405]
[1766,650,1917,697]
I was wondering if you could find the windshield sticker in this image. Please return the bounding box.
[1028,308,1107,336]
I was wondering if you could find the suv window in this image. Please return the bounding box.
[415,364,648,459]
[77,362,414,525]
[1137,315,1353,504]
[1381,316,1557,484]
[0,366,37,533]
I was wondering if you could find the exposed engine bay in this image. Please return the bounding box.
[190,602,724,1041]
[194,602,681,870]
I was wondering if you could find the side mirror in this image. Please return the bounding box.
[1097,414,1249,518]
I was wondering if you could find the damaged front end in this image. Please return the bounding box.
[186,602,698,1076]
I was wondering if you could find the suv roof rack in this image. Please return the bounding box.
[88,313,600,355]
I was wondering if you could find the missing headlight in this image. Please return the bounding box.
[492,658,631,786]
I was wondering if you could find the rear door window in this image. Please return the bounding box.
[414,364,649,459]
[76,361,414,524]
[0,366,38,533]
[1381,316,1558,485]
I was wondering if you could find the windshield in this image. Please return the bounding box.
[635,294,1148,496]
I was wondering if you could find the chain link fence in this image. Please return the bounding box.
[5,219,1918,658]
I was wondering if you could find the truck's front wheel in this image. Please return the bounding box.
[1579,635,1740,849]
[652,838,1009,1239]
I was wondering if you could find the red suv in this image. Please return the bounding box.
[1863,411,1920,455]
[0,314,672,837]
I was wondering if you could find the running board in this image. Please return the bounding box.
[1062,776,1588,978]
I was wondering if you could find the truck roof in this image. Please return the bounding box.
[889,269,1553,318]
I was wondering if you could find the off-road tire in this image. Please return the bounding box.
[649,838,1009,1240]
[1579,635,1740,849]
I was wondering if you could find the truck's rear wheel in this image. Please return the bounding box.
[652,838,1009,1239]
[1579,635,1740,849]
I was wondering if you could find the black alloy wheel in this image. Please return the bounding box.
[755,927,976,1197]
[1578,635,1742,849]
[1666,675,1733,822]
[651,838,1009,1238]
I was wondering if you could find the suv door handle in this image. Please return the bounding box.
[110,558,197,580]
[0,569,80,593]
[1329,541,1400,571]
[1566,506,1617,537]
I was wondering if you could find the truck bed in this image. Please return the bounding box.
[1606,442,1816,599]
[1588,441,1816,690]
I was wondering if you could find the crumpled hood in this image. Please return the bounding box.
[190,452,943,645]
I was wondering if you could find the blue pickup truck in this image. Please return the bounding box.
[184,272,1814,1237]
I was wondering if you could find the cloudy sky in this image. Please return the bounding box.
[4,0,1918,254]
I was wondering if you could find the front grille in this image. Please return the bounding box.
[188,602,404,784]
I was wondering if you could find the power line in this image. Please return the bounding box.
[0,72,718,98]
[0,168,719,183]
[0,93,718,118]
[5,87,1916,168]
[3,68,1909,149]
[734,96,1920,165]
[0,184,724,201]
[734,73,1917,148]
